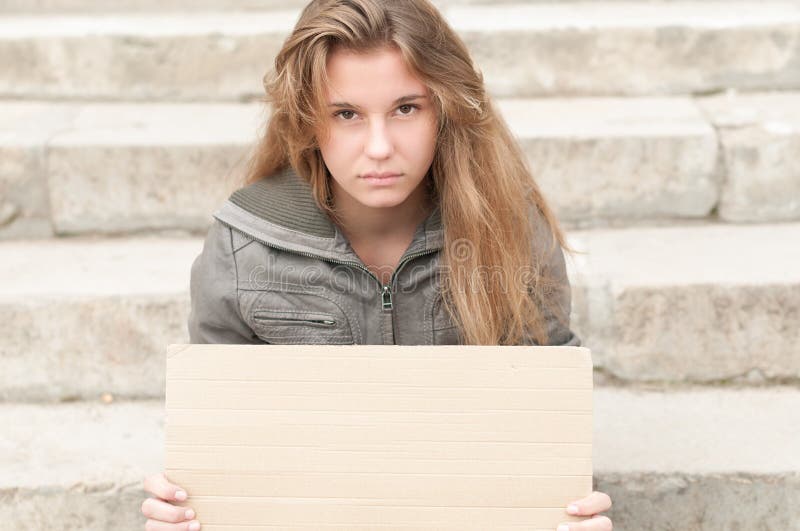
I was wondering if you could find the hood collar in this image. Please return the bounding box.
[212,166,443,263]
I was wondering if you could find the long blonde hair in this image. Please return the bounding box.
[242,0,572,345]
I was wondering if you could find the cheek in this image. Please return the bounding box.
[319,130,359,168]
[336,129,367,150]
[407,118,438,158]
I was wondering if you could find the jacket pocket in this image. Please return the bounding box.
[431,293,462,345]
[244,290,356,345]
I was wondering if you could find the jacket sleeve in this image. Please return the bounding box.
[537,235,582,347]
[188,219,262,344]
[525,208,582,347]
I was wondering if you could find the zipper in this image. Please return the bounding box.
[215,217,438,342]
[381,285,393,310]
[383,247,439,309]
[253,315,336,326]
[382,248,437,343]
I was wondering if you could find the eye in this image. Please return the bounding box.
[334,110,357,121]
[397,104,419,115]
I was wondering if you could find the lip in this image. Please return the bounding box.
[361,171,402,180]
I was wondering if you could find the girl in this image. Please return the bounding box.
[142,0,613,529]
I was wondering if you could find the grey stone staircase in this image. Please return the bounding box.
[1,1,799,530]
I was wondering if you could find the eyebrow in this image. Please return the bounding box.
[328,94,426,109]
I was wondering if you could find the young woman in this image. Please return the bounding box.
[142,1,613,529]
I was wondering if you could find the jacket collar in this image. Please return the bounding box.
[212,166,444,263]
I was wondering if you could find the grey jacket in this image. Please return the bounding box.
[188,167,580,346]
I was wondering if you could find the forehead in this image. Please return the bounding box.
[324,46,429,106]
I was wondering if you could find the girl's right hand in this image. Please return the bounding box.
[142,472,201,530]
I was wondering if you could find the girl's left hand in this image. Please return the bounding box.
[556,490,613,530]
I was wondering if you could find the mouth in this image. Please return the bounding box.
[361,171,402,180]
[361,172,403,186]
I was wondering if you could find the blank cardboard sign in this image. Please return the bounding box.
[164,344,593,530]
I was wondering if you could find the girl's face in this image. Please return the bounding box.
[317,46,438,210]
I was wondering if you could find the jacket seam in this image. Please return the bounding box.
[423,292,435,344]
[227,224,252,340]
[233,236,256,253]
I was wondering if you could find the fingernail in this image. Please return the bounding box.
[557,525,570,531]
[184,508,195,519]
[175,490,187,501]
[567,504,580,515]
[188,521,200,531]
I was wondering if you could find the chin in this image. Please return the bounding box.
[356,192,411,209]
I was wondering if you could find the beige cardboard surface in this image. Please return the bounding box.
[165,344,593,530]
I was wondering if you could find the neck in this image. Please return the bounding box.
[330,179,433,243]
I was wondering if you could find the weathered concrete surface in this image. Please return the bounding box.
[449,2,800,97]
[0,10,306,102]
[593,387,800,530]
[0,101,262,238]
[2,3,800,100]
[10,93,799,235]
[567,222,800,384]
[1,222,798,400]
[0,102,80,239]
[1,97,719,237]
[499,97,719,226]
[595,472,800,531]
[45,102,262,235]
[698,91,800,223]
[2,389,799,530]
[0,400,163,530]
[0,236,201,401]
[0,0,526,13]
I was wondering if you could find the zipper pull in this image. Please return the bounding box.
[382,285,393,311]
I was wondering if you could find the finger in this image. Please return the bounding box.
[141,496,196,524]
[143,472,188,502]
[565,490,612,516]
[556,515,612,531]
[143,519,202,531]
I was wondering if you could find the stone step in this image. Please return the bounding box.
[7,93,799,239]
[568,222,800,386]
[4,0,748,14]
[1,388,798,529]
[0,235,199,402]
[697,91,800,222]
[1,2,799,100]
[0,0,527,14]
[1,222,798,402]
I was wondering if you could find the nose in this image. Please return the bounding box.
[364,119,393,160]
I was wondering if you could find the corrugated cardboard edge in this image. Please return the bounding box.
[167,343,191,358]
[164,344,192,457]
